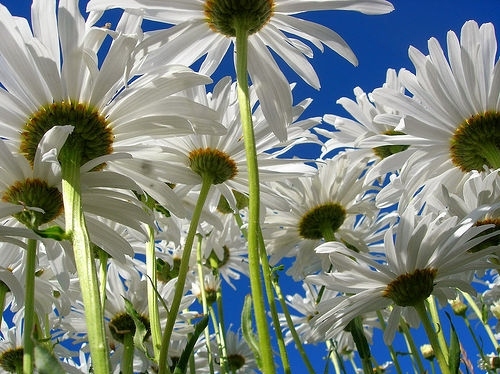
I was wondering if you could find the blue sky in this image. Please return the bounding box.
[1,1,499,372]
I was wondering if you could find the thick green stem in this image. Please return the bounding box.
[121,333,135,374]
[97,249,109,320]
[146,224,162,361]
[60,149,110,374]
[413,300,451,374]
[234,21,276,374]
[346,317,373,374]
[23,238,38,374]
[158,175,212,374]
[426,296,448,358]
[215,285,228,373]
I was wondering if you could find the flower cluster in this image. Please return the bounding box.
[0,1,498,374]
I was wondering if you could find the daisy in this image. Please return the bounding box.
[0,1,225,218]
[317,68,413,183]
[263,152,379,279]
[87,0,394,140]
[150,77,317,213]
[309,205,499,346]
[370,21,500,207]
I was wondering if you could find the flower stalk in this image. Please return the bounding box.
[22,238,38,374]
[60,148,110,374]
[233,20,276,374]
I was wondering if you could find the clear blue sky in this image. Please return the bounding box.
[1,1,499,372]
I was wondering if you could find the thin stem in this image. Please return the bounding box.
[272,275,315,374]
[375,311,403,374]
[215,284,228,373]
[158,175,213,374]
[60,148,110,374]
[23,238,38,374]
[121,333,135,374]
[146,224,162,361]
[257,230,290,374]
[0,281,9,327]
[399,317,426,373]
[234,21,275,374]
[413,300,450,374]
[196,235,215,374]
[461,290,499,352]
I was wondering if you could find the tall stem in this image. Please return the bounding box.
[23,238,38,374]
[234,22,276,374]
[146,224,162,361]
[413,300,450,374]
[158,175,212,374]
[60,149,110,374]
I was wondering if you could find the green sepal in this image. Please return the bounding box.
[33,225,69,241]
[173,315,209,374]
[34,344,65,374]
[241,294,262,368]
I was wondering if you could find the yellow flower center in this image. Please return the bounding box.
[450,111,500,172]
[383,268,437,307]
[2,178,63,228]
[204,0,274,37]
[298,202,346,240]
[21,101,113,168]
[108,312,151,344]
[188,147,238,184]
[373,130,410,159]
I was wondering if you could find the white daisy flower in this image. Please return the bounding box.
[309,205,500,345]
[370,20,500,208]
[0,1,225,218]
[317,68,412,183]
[87,0,394,140]
[151,77,317,214]
[263,153,379,279]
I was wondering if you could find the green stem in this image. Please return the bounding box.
[121,333,135,374]
[272,275,315,374]
[461,291,499,353]
[158,175,213,374]
[413,300,450,374]
[215,285,228,373]
[234,21,275,374]
[257,231,290,374]
[426,296,448,358]
[346,317,373,374]
[399,317,426,373]
[97,249,109,320]
[195,235,215,374]
[375,311,403,374]
[0,281,8,327]
[60,149,110,374]
[23,238,38,374]
[146,224,162,361]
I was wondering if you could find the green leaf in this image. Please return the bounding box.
[445,311,461,373]
[173,315,209,374]
[34,345,65,374]
[123,296,154,361]
[241,294,262,368]
[33,225,69,241]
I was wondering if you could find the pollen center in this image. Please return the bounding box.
[298,202,346,240]
[188,147,238,185]
[2,178,64,228]
[450,111,500,172]
[204,0,274,37]
[21,101,113,168]
[469,217,500,253]
[383,268,437,307]
[373,130,409,159]
[228,353,246,371]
